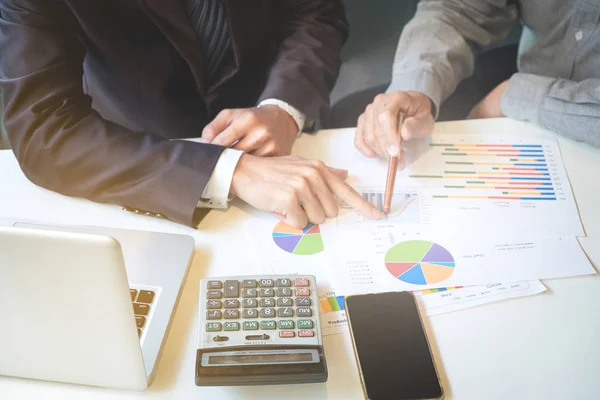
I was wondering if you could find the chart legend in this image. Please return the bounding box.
[272,222,324,255]
[385,240,455,285]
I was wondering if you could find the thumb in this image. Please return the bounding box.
[203,109,239,142]
[400,114,434,141]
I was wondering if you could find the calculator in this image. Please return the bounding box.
[195,275,327,386]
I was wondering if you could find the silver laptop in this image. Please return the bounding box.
[0,218,195,390]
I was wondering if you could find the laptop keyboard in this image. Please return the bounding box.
[130,285,160,342]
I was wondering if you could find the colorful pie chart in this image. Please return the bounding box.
[272,222,324,255]
[385,240,455,285]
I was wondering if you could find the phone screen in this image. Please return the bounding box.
[346,292,442,400]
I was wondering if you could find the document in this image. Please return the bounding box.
[319,224,595,293]
[293,132,584,238]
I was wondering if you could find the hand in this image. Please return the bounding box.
[468,79,509,119]
[230,154,384,228]
[355,91,434,169]
[202,106,298,156]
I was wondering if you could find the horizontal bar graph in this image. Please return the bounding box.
[416,141,558,201]
[433,195,557,201]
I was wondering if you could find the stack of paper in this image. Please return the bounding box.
[244,132,596,336]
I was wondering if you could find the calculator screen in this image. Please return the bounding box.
[201,349,319,367]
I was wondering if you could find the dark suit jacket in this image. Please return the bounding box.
[0,0,348,226]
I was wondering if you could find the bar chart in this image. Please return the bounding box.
[395,133,584,237]
[410,142,560,201]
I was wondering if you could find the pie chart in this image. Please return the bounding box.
[385,240,455,285]
[272,222,324,255]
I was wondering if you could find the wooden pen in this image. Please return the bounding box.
[383,113,404,214]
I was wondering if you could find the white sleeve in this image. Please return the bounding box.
[258,98,306,137]
[196,148,244,209]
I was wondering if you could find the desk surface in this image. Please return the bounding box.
[0,118,599,400]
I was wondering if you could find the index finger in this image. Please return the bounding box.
[324,170,384,220]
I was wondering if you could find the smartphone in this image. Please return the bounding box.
[345,292,443,400]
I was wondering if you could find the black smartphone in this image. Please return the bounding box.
[345,292,443,400]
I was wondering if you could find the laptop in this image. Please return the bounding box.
[0,218,195,390]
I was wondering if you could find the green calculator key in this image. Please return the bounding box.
[279,320,294,329]
[298,319,313,329]
[243,321,259,330]
[206,322,221,332]
[261,320,277,330]
[224,322,240,331]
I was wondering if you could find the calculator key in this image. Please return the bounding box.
[224,299,239,308]
[298,320,314,329]
[276,278,291,287]
[135,316,146,328]
[296,297,311,306]
[277,297,293,307]
[206,310,222,320]
[207,281,222,289]
[279,330,295,338]
[259,288,275,297]
[243,309,259,318]
[206,322,221,332]
[295,287,311,297]
[224,309,240,319]
[207,300,222,309]
[299,330,315,338]
[276,288,293,297]
[279,320,295,329]
[242,279,257,288]
[294,278,309,287]
[242,298,258,308]
[278,308,294,317]
[130,289,138,301]
[259,279,274,288]
[207,290,222,299]
[243,288,257,298]
[243,321,259,331]
[133,303,150,316]
[224,322,240,331]
[224,280,239,298]
[260,308,276,318]
[261,320,277,330]
[260,298,276,307]
[297,307,312,317]
[137,290,155,303]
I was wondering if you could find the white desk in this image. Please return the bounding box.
[0,118,599,400]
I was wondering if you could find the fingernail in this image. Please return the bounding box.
[372,207,384,219]
[397,159,406,171]
[388,145,399,157]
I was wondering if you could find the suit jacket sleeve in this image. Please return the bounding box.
[0,0,224,226]
[257,0,349,129]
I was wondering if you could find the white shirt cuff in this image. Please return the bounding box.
[197,148,244,209]
[258,98,306,137]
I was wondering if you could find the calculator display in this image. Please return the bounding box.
[201,349,319,367]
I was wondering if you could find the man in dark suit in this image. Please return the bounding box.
[0,0,383,228]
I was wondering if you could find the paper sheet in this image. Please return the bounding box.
[293,132,584,238]
[316,281,546,336]
[244,215,555,336]
[319,224,595,293]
